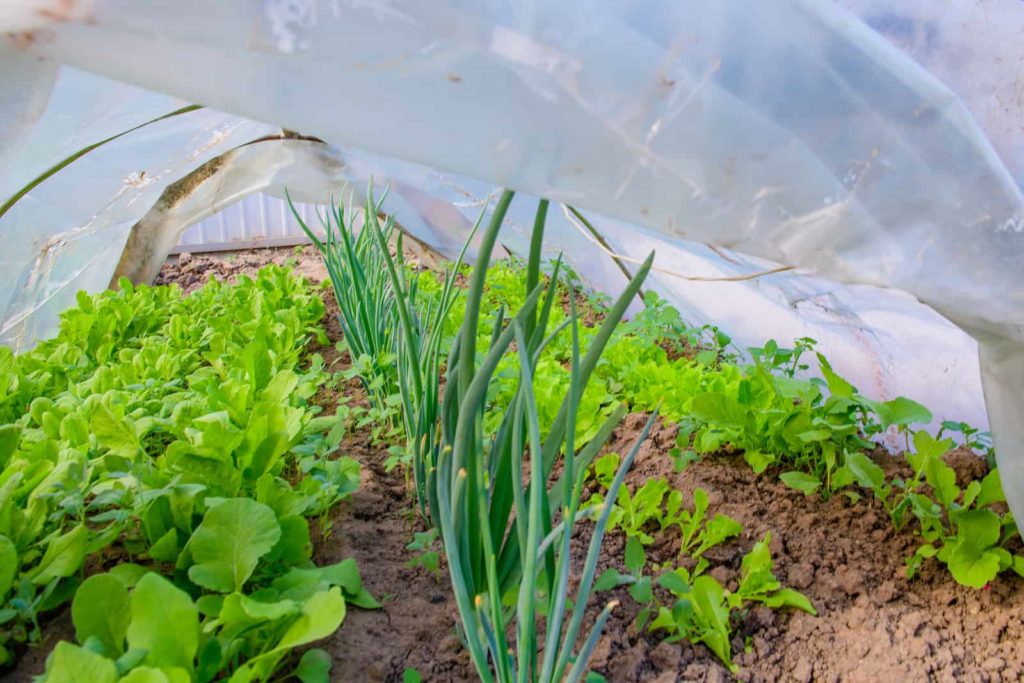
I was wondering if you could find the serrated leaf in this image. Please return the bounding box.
[657,569,691,596]
[690,575,734,669]
[186,498,280,593]
[702,514,743,549]
[925,459,959,508]
[912,430,952,461]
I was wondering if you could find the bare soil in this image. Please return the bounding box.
[15,247,1019,683]
[583,416,1024,683]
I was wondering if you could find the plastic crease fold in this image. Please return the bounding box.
[0,1,1022,521]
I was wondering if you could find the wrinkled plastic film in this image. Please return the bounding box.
[0,69,279,350]
[0,1,1021,519]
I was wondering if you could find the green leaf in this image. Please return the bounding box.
[845,451,887,497]
[700,514,743,551]
[954,510,1001,549]
[242,340,273,392]
[764,588,816,615]
[594,568,624,592]
[689,393,750,428]
[738,534,779,598]
[186,498,280,593]
[72,574,130,658]
[944,510,1003,588]
[925,459,959,509]
[113,649,148,675]
[31,524,88,586]
[658,569,691,596]
[90,403,141,457]
[912,430,952,462]
[120,667,190,683]
[126,573,199,672]
[977,469,1005,507]
[624,537,646,576]
[629,576,653,604]
[297,649,333,683]
[317,559,378,608]
[403,668,424,683]
[779,471,820,496]
[0,425,20,469]
[266,515,312,567]
[108,563,151,588]
[947,546,1002,589]
[0,535,16,597]
[690,575,734,670]
[233,588,346,680]
[816,354,855,398]
[278,587,347,649]
[880,398,932,429]
[148,529,180,564]
[42,642,117,683]
[743,450,775,474]
[186,411,244,456]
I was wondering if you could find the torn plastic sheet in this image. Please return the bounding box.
[0,2,1021,520]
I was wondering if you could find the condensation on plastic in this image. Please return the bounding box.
[0,2,1021,518]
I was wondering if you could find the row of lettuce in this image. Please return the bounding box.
[0,268,372,681]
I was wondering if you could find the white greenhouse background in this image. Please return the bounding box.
[173,194,318,253]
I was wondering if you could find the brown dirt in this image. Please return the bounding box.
[158,248,474,682]
[169,249,1024,683]
[582,414,1024,683]
[153,245,328,293]
[15,247,1018,683]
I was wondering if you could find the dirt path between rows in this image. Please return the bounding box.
[151,249,1024,682]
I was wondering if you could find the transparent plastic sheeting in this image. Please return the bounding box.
[0,3,1021,516]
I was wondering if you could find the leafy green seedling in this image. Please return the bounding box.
[406,528,441,577]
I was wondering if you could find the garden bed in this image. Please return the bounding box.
[5,242,1020,683]
[143,247,1024,683]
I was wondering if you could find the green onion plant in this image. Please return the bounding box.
[299,182,656,680]
[420,190,655,681]
[288,189,401,424]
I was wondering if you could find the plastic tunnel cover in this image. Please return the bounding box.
[0,2,1022,521]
